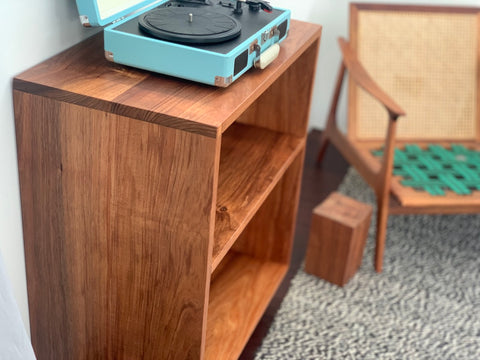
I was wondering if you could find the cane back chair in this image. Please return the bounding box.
[318,4,480,272]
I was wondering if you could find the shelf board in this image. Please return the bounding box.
[205,252,287,360]
[213,123,304,270]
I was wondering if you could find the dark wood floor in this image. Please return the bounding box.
[239,129,349,359]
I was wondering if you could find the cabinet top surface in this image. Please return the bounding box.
[14,20,321,138]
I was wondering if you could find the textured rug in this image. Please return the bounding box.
[255,168,480,360]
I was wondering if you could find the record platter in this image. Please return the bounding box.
[75,0,291,86]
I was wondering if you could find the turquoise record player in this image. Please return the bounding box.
[74,0,291,87]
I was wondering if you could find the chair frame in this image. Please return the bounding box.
[318,37,405,272]
[318,4,480,272]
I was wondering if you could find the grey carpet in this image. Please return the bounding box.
[255,168,480,360]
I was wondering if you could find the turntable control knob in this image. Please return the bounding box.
[233,1,243,15]
[249,3,260,11]
[246,1,272,13]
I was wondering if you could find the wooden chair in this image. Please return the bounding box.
[317,4,480,272]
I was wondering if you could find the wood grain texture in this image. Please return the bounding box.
[236,37,321,138]
[373,115,398,272]
[304,192,372,287]
[14,92,73,359]
[232,152,304,264]
[13,20,321,138]
[14,19,322,360]
[348,3,360,142]
[15,92,217,360]
[213,124,304,270]
[206,253,287,360]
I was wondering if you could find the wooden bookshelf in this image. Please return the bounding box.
[13,20,322,360]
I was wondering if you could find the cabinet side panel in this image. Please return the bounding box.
[236,39,321,137]
[15,93,217,360]
[232,151,304,264]
[95,105,216,360]
[14,91,73,360]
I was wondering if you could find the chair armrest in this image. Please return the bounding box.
[338,37,406,119]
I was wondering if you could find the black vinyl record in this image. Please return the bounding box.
[138,7,241,44]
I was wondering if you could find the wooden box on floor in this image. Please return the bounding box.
[305,192,372,286]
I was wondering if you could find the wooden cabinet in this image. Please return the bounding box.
[13,20,321,360]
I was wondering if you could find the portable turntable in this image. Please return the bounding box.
[75,0,291,87]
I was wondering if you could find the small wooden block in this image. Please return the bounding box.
[305,192,373,286]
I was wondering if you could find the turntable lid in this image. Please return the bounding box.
[75,0,154,26]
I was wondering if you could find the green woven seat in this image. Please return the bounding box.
[373,145,480,196]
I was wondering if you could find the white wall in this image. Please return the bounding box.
[0,0,479,338]
[0,0,98,335]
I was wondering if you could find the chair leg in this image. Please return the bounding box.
[317,132,330,163]
[318,63,346,164]
[374,199,389,272]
